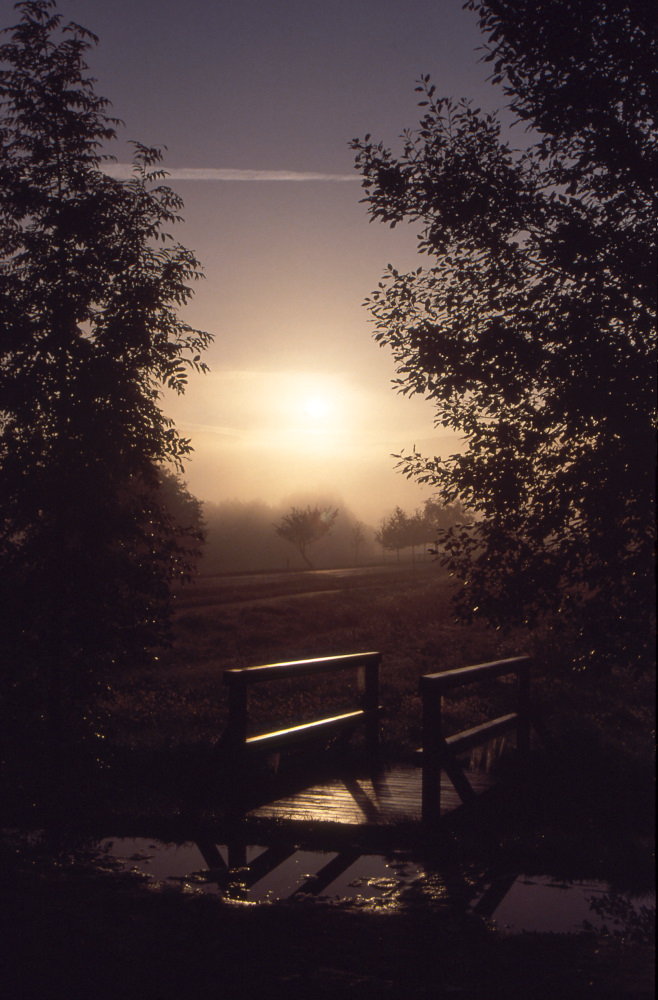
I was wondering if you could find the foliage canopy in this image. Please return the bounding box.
[274,505,339,569]
[0,1,211,726]
[352,0,656,671]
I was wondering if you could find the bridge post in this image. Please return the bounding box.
[363,655,381,767]
[420,677,443,827]
[516,661,531,755]
[225,676,249,818]
[516,659,531,791]
[226,676,248,745]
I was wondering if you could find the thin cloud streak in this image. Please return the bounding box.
[102,164,358,182]
[181,422,245,438]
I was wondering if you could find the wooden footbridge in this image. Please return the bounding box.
[221,652,536,829]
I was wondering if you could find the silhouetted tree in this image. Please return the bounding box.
[274,505,339,569]
[374,518,388,562]
[0,2,211,748]
[351,520,366,565]
[421,499,471,537]
[157,469,206,573]
[378,507,410,562]
[421,499,471,561]
[407,508,431,563]
[352,0,656,672]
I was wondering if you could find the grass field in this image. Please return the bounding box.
[98,563,536,751]
[96,562,654,767]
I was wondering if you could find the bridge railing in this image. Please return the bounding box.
[223,652,383,763]
[419,656,531,826]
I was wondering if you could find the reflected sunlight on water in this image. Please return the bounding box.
[95,837,655,937]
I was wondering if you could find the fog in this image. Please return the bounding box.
[200,495,381,574]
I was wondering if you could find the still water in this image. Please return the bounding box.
[96,836,655,938]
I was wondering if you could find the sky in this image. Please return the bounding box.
[2,0,507,524]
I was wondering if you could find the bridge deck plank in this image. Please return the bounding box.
[248,764,497,825]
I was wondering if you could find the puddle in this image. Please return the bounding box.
[95,836,655,937]
[95,837,424,906]
[473,875,655,937]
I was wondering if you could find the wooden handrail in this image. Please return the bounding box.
[420,656,532,826]
[445,713,520,755]
[223,651,382,686]
[223,652,383,767]
[244,708,384,753]
[420,656,530,694]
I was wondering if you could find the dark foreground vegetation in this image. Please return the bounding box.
[1,567,654,998]
[1,848,654,1000]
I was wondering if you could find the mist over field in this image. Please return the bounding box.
[200,497,380,574]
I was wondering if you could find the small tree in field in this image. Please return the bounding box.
[352,520,366,565]
[274,505,339,569]
[0,1,211,748]
[352,0,656,672]
[377,507,410,562]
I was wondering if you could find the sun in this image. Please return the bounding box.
[301,395,331,421]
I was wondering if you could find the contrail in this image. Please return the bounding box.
[102,164,358,182]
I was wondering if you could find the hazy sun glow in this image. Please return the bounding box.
[266,374,354,448]
[163,368,454,520]
[301,395,331,421]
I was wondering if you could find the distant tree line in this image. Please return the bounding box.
[196,497,466,574]
[376,500,471,563]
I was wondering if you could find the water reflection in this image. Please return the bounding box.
[475,875,654,937]
[95,836,655,938]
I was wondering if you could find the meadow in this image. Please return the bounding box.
[100,562,653,766]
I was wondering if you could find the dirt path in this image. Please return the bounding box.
[172,563,443,614]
